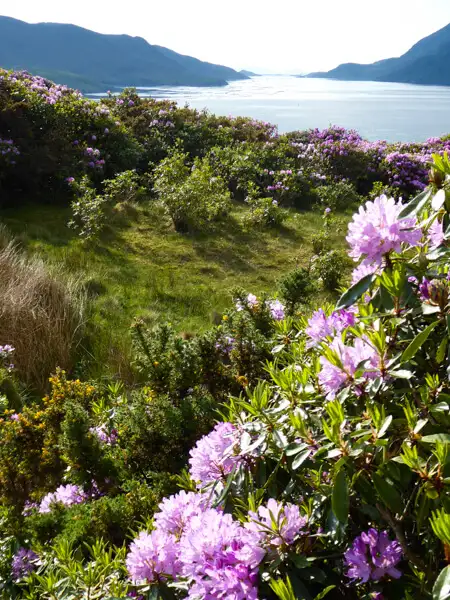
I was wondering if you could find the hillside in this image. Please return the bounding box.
[2,66,450,599]
[307,22,450,86]
[0,15,247,92]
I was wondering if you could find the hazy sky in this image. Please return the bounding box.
[3,0,450,73]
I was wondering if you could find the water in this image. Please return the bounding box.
[91,75,450,142]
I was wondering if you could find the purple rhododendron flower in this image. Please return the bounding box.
[188,422,244,488]
[344,529,402,583]
[215,336,235,354]
[179,509,265,600]
[346,195,422,265]
[236,293,258,312]
[90,424,118,445]
[351,262,378,285]
[319,337,381,400]
[246,498,307,546]
[268,299,285,321]
[153,491,211,537]
[428,218,445,249]
[306,308,355,348]
[39,484,86,513]
[419,277,448,305]
[12,548,38,581]
[247,293,258,307]
[126,530,180,583]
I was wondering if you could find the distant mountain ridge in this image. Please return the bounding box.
[307,22,450,86]
[0,16,248,92]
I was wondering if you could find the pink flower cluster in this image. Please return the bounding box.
[188,422,246,488]
[39,484,86,513]
[127,490,307,598]
[319,337,382,400]
[305,308,355,348]
[346,195,422,265]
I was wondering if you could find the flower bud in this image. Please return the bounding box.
[429,168,445,189]
[420,277,449,308]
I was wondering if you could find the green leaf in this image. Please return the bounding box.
[378,415,392,438]
[401,321,440,363]
[285,443,306,456]
[398,189,431,218]
[388,369,413,379]
[313,587,336,600]
[291,448,312,470]
[336,274,376,310]
[332,469,349,524]
[421,434,450,444]
[372,472,403,514]
[432,189,447,211]
[433,566,450,600]
[427,246,450,261]
[437,338,449,364]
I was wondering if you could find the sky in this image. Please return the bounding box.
[3,0,450,73]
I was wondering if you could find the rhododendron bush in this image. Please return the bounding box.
[120,154,450,600]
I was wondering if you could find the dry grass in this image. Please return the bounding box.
[0,226,85,391]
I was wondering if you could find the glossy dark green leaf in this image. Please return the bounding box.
[433,566,450,600]
[401,321,439,363]
[398,189,431,218]
[332,469,349,524]
[336,274,376,310]
[421,434,450,444]
[437,337,449,364]
[291,448,312,470]
[372,473,403,514]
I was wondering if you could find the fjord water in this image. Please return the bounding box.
[104,75,450,142]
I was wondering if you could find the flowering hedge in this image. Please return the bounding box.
[4,69,450,220]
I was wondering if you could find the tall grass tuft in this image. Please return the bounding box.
[0,226,85,391]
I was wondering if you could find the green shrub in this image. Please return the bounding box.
[278,267,315,312]
[243,183,287,228]
[153,149,231,232]
[315,180,361,210]
[311,249,349,292]
[114,389,215,476]
[69,170,145,240]
[68,176,108,240]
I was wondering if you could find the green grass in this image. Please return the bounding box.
[0,202,349,378]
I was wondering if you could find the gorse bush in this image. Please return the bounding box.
[278,266,315,312]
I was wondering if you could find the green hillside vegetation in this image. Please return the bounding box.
[0,15,248,91]
[2,69,450,600]
[0,202,348,380]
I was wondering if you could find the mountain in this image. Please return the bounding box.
[0,16,248,92]
[307,23,450,86]
[240,70,259,77]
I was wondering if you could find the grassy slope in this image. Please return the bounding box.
[1,202,349,378]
